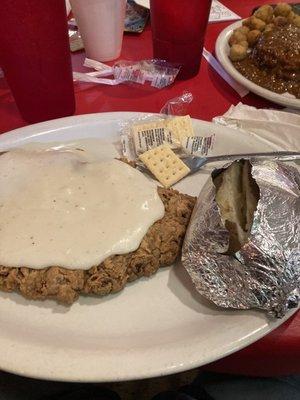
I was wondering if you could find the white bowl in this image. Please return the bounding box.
[215,20,300,110]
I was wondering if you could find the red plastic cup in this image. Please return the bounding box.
[0,0,75,123]
[150,0,212,80]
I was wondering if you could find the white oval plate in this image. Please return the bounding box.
[215,20,300,110]
[0,112,298,382]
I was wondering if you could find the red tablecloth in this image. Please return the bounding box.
[0,0,299,376]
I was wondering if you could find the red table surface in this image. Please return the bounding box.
[0,0,299,377]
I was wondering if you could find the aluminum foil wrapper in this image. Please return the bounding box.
[182,160,300,318]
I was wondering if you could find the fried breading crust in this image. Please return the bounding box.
[0,188,195,304]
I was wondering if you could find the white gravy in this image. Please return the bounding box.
[0,146,165,270]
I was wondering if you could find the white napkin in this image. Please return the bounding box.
[213,103,300,151]
[209,0,240,22]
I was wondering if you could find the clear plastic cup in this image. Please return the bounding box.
[70,0,127,62]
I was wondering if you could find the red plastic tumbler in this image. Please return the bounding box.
[0,0,75,123]
[150,0,212,80]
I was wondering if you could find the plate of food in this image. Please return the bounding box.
[215,3,300,109]
[0,112,298,382]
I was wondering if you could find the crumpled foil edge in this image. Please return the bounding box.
[182,160,300,318]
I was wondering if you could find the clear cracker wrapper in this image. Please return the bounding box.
[73,58,180,89]
[182,160,300,318]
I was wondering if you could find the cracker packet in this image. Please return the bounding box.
[182,159,300,318]
[120,92,215,162]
